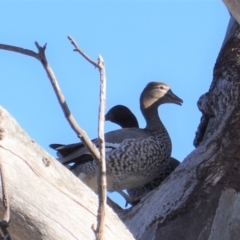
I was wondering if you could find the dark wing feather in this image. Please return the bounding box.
[58,128,149,164]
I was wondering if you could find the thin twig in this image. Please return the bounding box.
[95,55,107,240]
[67,36,98,68]
[0,160,12,240]
[34,42,100,161]
[68,36,107,240]
[0,44,39,60]
[0,42,100,161]
[0,40,107,240]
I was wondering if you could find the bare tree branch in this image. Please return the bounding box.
[0,44,39,60]
[0,106,133,240]
[0,43,100,161]
[67,36,107,240]
[0,160,11,240]
[67,36,98,68]
[95,55,107,240]
[34,42,101,161]
[0,40,108,240]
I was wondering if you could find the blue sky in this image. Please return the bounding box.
[0,1,229,208]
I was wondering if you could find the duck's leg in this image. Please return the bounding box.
[112,180,144,206]
[116,189,144,207]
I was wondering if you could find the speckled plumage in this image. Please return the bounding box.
[50,82,183,204]
[105,105,180,200]
[127,157,180,198]
[71,132,171,191]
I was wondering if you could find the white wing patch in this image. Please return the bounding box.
[105,142,120,152]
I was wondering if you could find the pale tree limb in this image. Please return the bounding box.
[67,36,98,68]
[0,41,107,239]
[95,55,107,239]
[0,106,133,240]
[34,42,100,161]
[223,0,240,25]
[0,160,11,240]
[67,36,107,240]
[0,44,39,60]
[0,42,100,161]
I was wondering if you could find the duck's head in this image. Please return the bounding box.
[140,82,183,111]
[105,105,139,128]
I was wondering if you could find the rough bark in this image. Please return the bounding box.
[0,107,133,240]
[118,16,240,240]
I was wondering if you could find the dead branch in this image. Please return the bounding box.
[34,42,101,161]
[0,43,100,162]
[67,36,98,68]
[223,0,240,25]
[0,44,39,60]
[67,36,107,240]
[0,160,11,240]
[95,55,107,239]
[0,106,133,240]
[0,40,108,240]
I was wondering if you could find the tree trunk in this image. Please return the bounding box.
[0,107,133,240]
[119,16,240,240]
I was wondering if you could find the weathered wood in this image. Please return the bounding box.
[120,16,240,240]
[0,107,133,240]
[223,0,240,25]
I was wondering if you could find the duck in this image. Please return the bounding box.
[51,105,139,169]
[105,105,139,128]
[105,104,180,201]
[50,82,183,204]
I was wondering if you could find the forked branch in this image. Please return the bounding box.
[0,39,107,240]
[34,42,101,161]
[68,36,107,240]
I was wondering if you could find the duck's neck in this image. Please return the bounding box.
[142,107,168,135]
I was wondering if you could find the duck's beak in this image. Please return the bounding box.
[167,89,183,106]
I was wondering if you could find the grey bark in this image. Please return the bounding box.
[118,16,240,240]
[223,0,240,25]
[0,107,134,240]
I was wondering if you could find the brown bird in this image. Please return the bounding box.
[50,82,183,204]
[105,105,139,128]
[105,104,180,202]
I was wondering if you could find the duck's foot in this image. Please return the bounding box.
[116,190,144,207]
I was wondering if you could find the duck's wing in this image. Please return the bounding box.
[58,127,149,165]
[50,142,93,165]
[104,127,145,142]
[50,143,84,158]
